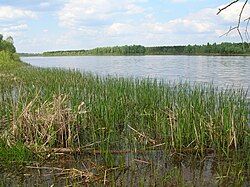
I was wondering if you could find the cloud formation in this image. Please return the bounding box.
[0,6,37,20]
[56,0,250,47]
[1,0,249,52]
[58,0,145,28]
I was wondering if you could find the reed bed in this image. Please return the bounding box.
[0,66,248,157]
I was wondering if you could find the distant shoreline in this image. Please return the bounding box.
[20,53,250,57]
[19,42,250,57]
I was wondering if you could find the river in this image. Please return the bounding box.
[22,55,250,93]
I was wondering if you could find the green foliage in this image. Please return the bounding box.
[43,45,146,56]
[0,51,24,70]
[0,140,34,165]
[0,34,24,70]
[0,34,16,53]
[43,43,250,56]
[0,40,16,53]
[146,42,250,55]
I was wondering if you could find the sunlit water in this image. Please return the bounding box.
[22,55,250,93]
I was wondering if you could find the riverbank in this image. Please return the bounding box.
[0,52,249,186]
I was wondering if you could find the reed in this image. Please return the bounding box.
[0,66,248,155]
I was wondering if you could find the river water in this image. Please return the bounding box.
[22,55,250,92]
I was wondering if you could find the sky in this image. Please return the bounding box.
[0,0,249,53]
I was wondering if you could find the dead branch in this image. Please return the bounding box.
[127,124,156,145]
[217,0,240,15]
[217,0,249,43]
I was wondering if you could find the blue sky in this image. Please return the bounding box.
[0,0,249,53]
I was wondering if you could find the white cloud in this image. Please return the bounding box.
[7,24,28,31]
[143,1,250,37]
[166,8,217,34]
[0,6,35,41]
[58,0,144,28]
[54,0,249,50]
[108,7,217,36]
[16,0,248,52]
[58,0,249,40]
[0,6,37,20]
[106,23,136,36]
[0,24,28,38]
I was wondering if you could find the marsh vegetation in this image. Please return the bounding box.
[0,50,249,186]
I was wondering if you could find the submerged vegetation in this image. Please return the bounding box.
[0,38,249,185]
[43,42,250,56]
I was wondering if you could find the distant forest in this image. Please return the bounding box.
[41,42,250,56]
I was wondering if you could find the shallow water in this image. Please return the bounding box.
[22,55,250,93]
[1,151,249,186]
[0,151,225,186]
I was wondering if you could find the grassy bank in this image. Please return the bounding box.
[0,52,249,185]
[0,51,24,70]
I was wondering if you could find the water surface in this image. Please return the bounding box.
[22,55,250,91]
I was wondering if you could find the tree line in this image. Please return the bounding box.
[43,43,250,56]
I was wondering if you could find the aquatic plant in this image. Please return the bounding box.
[0,67,248,156]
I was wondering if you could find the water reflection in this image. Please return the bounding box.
[1,150,249,186]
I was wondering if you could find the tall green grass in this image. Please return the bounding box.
[0,51,24,70]
[0,66,248,157]
[0,140,34,165]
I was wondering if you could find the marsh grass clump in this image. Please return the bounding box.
[0,140,34,165]
[2,92,87,150]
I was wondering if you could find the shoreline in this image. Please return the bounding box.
[20,53,250,57]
